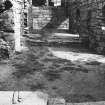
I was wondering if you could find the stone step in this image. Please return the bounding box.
[24,32,81,46]
[23,33,80,40]
[26,38,81,43]
[25,35,81,43]
[25,38,82,47]
[67,101,105,105]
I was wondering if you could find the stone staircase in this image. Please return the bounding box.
[23,31,81,46]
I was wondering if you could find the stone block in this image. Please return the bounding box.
[48,98,65,105]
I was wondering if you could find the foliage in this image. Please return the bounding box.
[0,39,10,60]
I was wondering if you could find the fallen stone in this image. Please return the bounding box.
[48,98,65,105]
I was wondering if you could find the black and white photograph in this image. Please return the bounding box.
[0,0,105,105]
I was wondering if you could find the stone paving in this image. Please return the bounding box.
[0,91,105,105]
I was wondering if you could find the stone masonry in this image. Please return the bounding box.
[28,6,69,34]
[67,0,105,54]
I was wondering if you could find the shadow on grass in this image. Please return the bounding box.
[44,70,61,81]
[64,94,98,103]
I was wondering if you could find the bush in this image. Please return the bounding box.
[0,38,10,60]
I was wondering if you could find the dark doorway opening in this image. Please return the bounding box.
[102,5,105,23]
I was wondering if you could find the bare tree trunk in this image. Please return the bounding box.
[11,0,23,52]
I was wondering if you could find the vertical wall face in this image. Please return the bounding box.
[28,0,69,34]
[27,0,105,54]
[68,0,105,54]
[30,6,69,33]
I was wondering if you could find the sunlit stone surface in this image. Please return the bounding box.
[0,91,48,105]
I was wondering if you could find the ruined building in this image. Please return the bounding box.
[68,0,105,54]
[1,0,105,56]
[27,0,105,54]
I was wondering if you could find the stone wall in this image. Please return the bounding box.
[68,0,105,54]
[28,0,105,54]
[28,6,69,34]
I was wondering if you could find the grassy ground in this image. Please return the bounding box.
[0,41,105,103]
